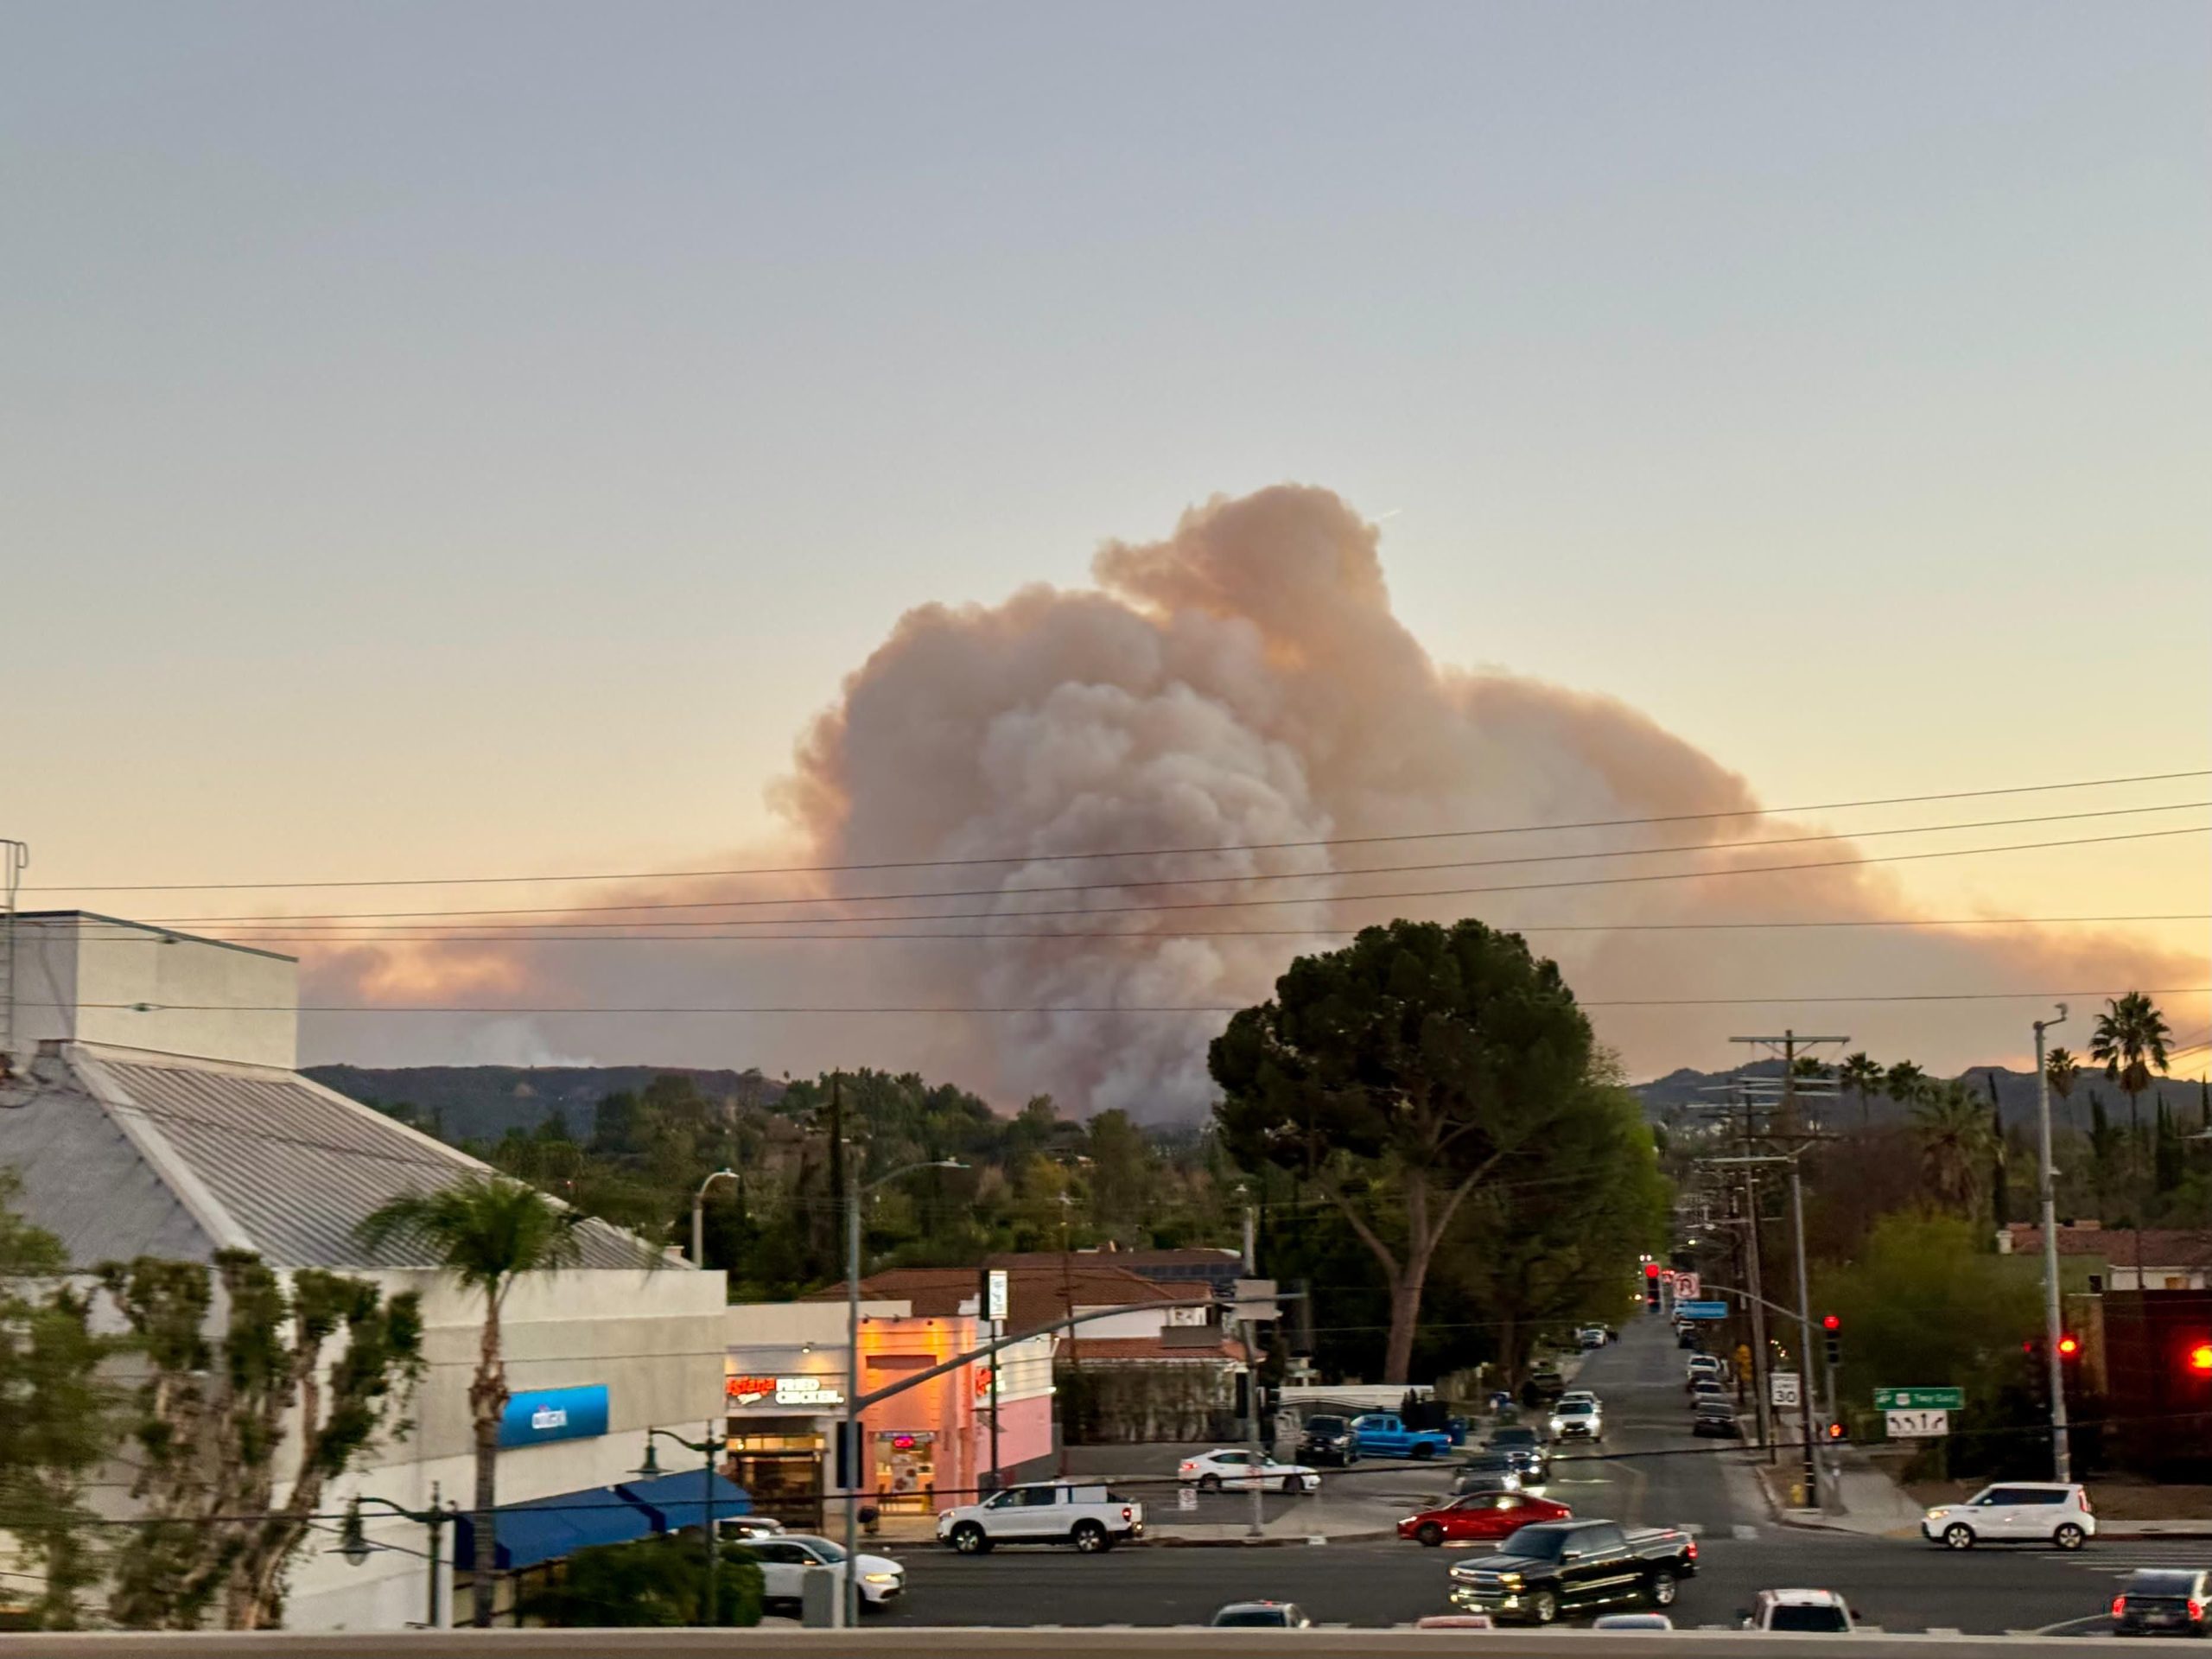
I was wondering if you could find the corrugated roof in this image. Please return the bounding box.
[1060,1335,1245,1363]
[0,1046,664,1272]
[809,1262,1190,1327]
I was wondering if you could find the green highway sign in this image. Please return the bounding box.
[1875,1387,1964,1410]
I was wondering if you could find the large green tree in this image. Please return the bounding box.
[359,1175,587,1626]
[1210,918,1599,1382]
[1912,1080,1997,1214]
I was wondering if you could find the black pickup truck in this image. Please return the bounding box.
[1447,1518,1698,1625]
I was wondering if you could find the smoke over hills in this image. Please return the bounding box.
[306,486,2200,1118]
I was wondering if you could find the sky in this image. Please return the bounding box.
[6,2,2208,1094]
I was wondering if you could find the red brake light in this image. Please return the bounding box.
[2113,1596,2126,1618]
[2190,1599,2202,1622]
[2080,1490,2094,1513]
[1686,1539,1698,1561]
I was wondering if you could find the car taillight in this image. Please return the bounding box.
[2191,1600,2203,1622]
[2079,1491,2094,1514]
[1686,1539,1698,1561]
[1122,1507,1134,1522]
[1179,1462,1194,1473]
[2113,1597,2126,1618]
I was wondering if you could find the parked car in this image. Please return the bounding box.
[1921,1482,2094,1551]
[1350,1412,1452,1460]
[1594,1614,1675,1630]
[1448,1519,1699,1625]
[2113,1569,2212,1637]
[1688,1379,1729,1407]
[1578,1325,1608,1350]
[1211,1600,1312,1628]
[743,1534,904,1613]
[1522,1365,1569,1405]
[935,1482,1144,1554]
[1179,1448,1321,1493]
[1691,1402,1744,1440]
[1297,1414,1361,1467]
[1549,1399,1604,1441]
[1686,1354,1724,1383]
[1398,1491,1573,1548]
[1741,1588,1857,1632]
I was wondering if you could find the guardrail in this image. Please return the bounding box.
[0,1629,2196,1656]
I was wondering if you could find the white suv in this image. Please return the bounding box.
[1922,1482,2095,1551]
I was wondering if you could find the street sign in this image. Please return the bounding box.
[1178,1484,1198,1512]
[984,1268,1009,1324]
[1770,1371,1801,1408]
[1874,1387,1964,1410]
[1885,1408,1949,1439]
[1676,1300,1729,1319]
[1675,1271,1700,1301]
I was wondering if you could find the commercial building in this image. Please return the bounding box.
[0,913,735,1630]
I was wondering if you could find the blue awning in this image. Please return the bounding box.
[615,1468,751,1533]
[453,1486,657,1572]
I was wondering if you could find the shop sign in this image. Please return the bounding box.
[727,1373,845,1408]
[876,1430,937,1447]
[973,1365,994,1399]
[498,1384,609,1448]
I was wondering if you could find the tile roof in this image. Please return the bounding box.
[0,1045,664,1272]
[2005,1224,2212,1269]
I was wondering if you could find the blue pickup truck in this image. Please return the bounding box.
[1349,1413,1453,1460]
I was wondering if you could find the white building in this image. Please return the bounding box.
[0,912,731,1630]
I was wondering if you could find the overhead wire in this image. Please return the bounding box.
[29,766,2212,895]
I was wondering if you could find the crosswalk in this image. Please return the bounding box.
[2062,1542,2212,1572]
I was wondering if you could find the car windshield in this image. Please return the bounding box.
[1306,1416,1346,1433]
[1213,1609,1289,1626]
[1770,1606,1848,1632]
[1557,1402,1593,1415]
[1492,1428,1539,1446]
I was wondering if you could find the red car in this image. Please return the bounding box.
[1398,1491,1573,1548]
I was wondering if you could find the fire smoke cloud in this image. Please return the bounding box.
[308,486,2200,1116]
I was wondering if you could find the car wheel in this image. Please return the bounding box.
[1416,1523,1444,1548]
[1529,1590,1560,1625]
[2055,1523,2087,1551]
[950,1522,990,1555]
[1942,1522,1975,1550]
[1647,1570,1677,1607]
[1071,1520,1109,1554]
[1413,1443,1436,1461]
[1198,1473,1222,1492]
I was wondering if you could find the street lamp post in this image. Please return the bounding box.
[843,1155,968,1626]
[336,1485,457,1628]
[692,1168,740,1268]
[2036,1004,2072,1480]
[637,1423,725,1624]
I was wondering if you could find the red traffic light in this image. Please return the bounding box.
[1644,1262,1662,1279]
[1821,1313,1841,1332]
[2189,1343,2212,1374]
[2057,1334,2081,1358]
[1826,1421,1846,1440]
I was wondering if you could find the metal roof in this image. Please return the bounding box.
[0,1044,666,1272]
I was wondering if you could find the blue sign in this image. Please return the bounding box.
[1677,1300,1730,1320]
[499,1385,609,1448]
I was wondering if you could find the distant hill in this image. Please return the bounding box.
[1633,1060,2208,1131]
[303,1065,785,1144]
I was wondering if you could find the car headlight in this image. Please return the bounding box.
[1500,1574,1523,1588]
[864,1572,899,1585]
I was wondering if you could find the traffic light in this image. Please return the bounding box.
[1644,1262,1662,1280]
[2057,1333,2081,1360]
[1825,1420,1846,1441]
[1821,1313,1841,1369]
[2188,1341,2212,1375]
[1644,1261,1662,1309]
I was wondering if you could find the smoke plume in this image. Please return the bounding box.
[305,486,2202,1116]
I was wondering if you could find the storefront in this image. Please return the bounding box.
[722,1360,847,1529]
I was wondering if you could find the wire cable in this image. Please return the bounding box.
[29,766,2210,894]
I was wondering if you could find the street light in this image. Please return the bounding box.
[333,1487,456,1628]
[2034,1003,2070,1479]
[637,1422,726,1625]
[692,1168,740,1268]
[844,1156,968,1625]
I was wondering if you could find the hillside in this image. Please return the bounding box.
[1634,1060,2208,1131]
[303,1064,785,1143]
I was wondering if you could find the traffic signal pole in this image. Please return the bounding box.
[2035,1005,2072,1481]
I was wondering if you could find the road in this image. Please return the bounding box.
[886,1313,2210,1633]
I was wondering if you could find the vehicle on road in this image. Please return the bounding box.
[1484,1425,1552,1486]
[1399,1491,1572,1548]
[1211,1600,1313,1628]
[1350,1412,1452,1460]
[1691,1402,1744,1439]
[1686,1354,1724,1382]
[1594,1613,1675,1630]
[1550,1399,1604,1441]
[935,1482,1144,1554]
[1741,1588,1857,1632]
[1678,1328,1703,1350]
[1523,1364,1569,1404]
[2113,1569,2212,1637]
[1558,1390,1598,1409]
[1688,1379,1728,1408]
[1920,1482,2095,1551]
[1179,1448,1321,1493]
[1297,1414,1360,1467]
[744,1534,904,1613]
[1578,1325,1607,1350]
[1446,1518,1699,1625]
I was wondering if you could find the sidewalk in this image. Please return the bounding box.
[1754,1452,1927,1538]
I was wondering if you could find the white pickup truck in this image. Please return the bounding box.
[936,1481,1145,1554]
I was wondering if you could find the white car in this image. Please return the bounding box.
[1179,1448,1321,1492]
[936,1481,1145,1554]
[1742,1588,1855,1632]
[743,1533,904,1612]
[1922,1482,2095,1551]
[1548,1399,1604,1441]
[1558,1390,1599,1410]
[1686,1354,1724,1381]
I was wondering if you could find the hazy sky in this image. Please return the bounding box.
[8,3,2207,1081]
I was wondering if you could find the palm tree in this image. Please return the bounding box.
[359,1174,588,1625]
[2093,992,2173,1286]
[2044,1046,2082,1132]
[1913,1080,1997,1213]
[1885,1060,1930,1113]
[1839,1052,1884,1129]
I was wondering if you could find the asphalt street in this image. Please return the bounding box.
[883,1314,2212,1633]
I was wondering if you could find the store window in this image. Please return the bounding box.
[726,1421,827,1529]
[873,1431,938,1512]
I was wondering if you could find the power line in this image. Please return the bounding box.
[117,803,2212,925]
[29,766,2210,894]
[61,986,2212,1015]
[135,912,2212,946]
[104,824,2212,931]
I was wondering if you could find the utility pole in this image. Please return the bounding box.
[1741,1167,1772,1457]
[0,840,25,1084]
[1240,1192,1262,1540]
[2036,1004,2073,1480]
